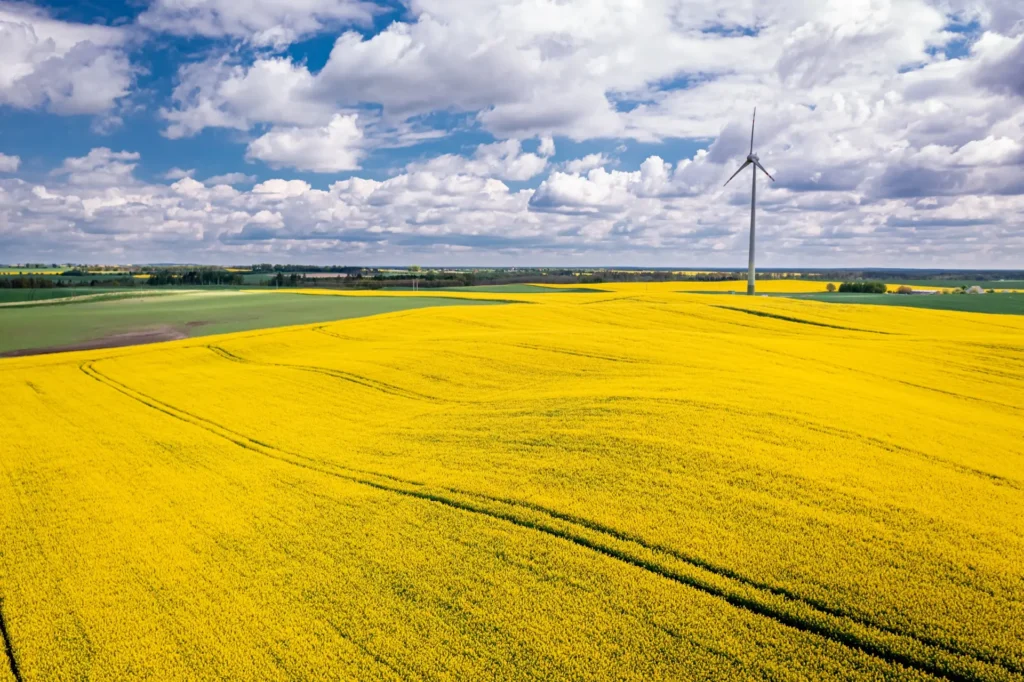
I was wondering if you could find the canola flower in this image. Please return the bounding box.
[1,287,1023,680]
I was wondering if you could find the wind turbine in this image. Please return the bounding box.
[724,108,774,295]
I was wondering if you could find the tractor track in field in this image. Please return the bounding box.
[78,360,1022,682]
[509,342,641,363]
[755,342,1024,416]
[205,345,440,403]
[0,598,23,682]
[707,305,895,334]
[311,327,362,342]
[575,393,1023,492]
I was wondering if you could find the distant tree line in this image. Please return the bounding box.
[838,281,887,293]
[10,264,1022,292]
[806,269,1024,282]
[251,264,363,274]
[147,269,244,286]
[262,272,306,287]
[0,276,62,289]
[0,276,136,289]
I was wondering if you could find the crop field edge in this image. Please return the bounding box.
[0,292,508,357]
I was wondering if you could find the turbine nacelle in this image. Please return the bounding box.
[724,109,774,187]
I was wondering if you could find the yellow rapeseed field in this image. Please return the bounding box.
[1,286,1023,680]
[0,270,63,276]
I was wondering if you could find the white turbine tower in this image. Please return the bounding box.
[724,108,775,295]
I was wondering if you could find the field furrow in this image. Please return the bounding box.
[75,342,1023,680]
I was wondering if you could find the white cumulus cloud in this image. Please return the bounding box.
[406,140,549,181]
[205,172,258,186]
[246,114,365,172]
[138,0,380,48]
[0,3,133,115]
[3,145,1023,268]
[0,153,20,172]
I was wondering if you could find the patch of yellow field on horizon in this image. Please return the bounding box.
[540,279,837,293]
[1,293,1023,680]
[0,270,63,275]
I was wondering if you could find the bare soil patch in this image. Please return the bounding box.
[0,325,189,357]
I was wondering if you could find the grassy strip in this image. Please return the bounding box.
[0,288,134,304]
[0,290,178,309]
[786,293,1024,316]
[0,292,501,355]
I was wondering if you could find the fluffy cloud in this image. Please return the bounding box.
[974,32,1024,97]
[205,172,257,186]
[163,167,195,180]
[158,0,955,142]
[246,114,364,172]
[0,153,19,172]
[138,0,380,48]
[0,3,133,115]
[406,140,549,181]
[564,153,613,174]
[161,57,331,139]
[4,0,1024,267]
[53,148,141,187]
[538,137,556,158]
[4,144,1022,267]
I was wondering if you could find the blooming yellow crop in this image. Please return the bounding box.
[0,270,63,276]
[1,286,1022,680]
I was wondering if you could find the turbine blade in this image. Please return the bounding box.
[750,107,756,155]
[723,160,752,186]
[753,159,775,181]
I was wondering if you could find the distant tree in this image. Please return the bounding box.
[838,281,885,293]
[826,282,836,293]
[896,285,914,295]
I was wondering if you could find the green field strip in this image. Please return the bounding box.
[784,293,1024,315]
[0,292,501,356]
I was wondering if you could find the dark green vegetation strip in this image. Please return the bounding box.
[0,288,135,304]
[0,290,176,308]
[786,293,1024,316]
[0,292,500,356]
[7,273,138,283]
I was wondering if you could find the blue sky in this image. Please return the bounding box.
[0,0,1022,266]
